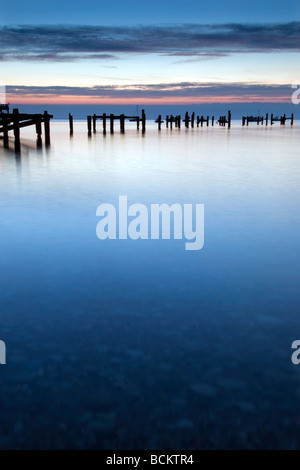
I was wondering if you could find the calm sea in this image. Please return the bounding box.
[0,121,299,449]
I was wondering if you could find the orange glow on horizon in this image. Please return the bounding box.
[6,94,291,105]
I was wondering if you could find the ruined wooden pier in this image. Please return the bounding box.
[158,111,230,130]
[242,113,294,126]
[84,110,146,136]
[0,107,53,153]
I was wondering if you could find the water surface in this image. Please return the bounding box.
[0,121,299,449]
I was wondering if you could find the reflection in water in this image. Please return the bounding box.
[0,122,299,449]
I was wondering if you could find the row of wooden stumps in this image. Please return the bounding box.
[242,113,294,126]
[81,110,146,136]
[0,109,52,153]
[218,111,231,128]
[164,113,213,129]
[156,111,230,130]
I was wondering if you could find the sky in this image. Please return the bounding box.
[0,0,300,105]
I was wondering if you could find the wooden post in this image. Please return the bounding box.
[170,115,173,129]
[207,116,209,126]
[166,115,169,128]
[212,116,214,126]
[271,114,274,125]
[178,115,181,129]
[228,110,231,129]
[36,116,42,148]
[266,113,268,126]
[103,113,106,134]
[142,109,146,133]
[185,112,189,128]
[69,113,73,135]
[12,109,21,153]
[201,116,203,127]
[242,117,245,126]
[191,112,195,128]
[120,114,125,133]
[110,114,114,134]
[291,113,294,126]
[157,115,162,131]
[87,115,92,136]
[93,114,97,133]
[2,115,9,149]
[44,111,50,147]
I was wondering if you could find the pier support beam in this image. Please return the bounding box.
[228,110,231,129]
[2,115,9,149]
[103,113,106,134]
[142,109,146,133]
[87,115,92,136]
[36,116,42,148]
[120,114,125,133]
[69,113,73,135]
[44,111,50,147]
[13,109,21,153]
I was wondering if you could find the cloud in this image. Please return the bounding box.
[0,52,117,62]
[6,82,292,100]
[0,22,299,61]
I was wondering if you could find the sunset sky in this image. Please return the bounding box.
[0,0,300,105]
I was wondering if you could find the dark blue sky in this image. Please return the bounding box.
[1,0,300,25]
[1,0,299,105]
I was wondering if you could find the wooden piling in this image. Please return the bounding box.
[228,111,231,129]
[69,113,73,135]
[110,114,114,134]
[13,109,21,153]
[87,115,92,136]
[120,114,125,133]
[44,111,50,147]
[291,113,294,126]
[266,113,268,126]
[191,112,195,128]
[212,116,214,126]
[170,115,173,129]
[93,114,97,133]
[103,113,106,134]
[2,115,9,149]
[184,112,189,128]
[157,115,162,131]
[36,116,42,148]
[142,109,146,133]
